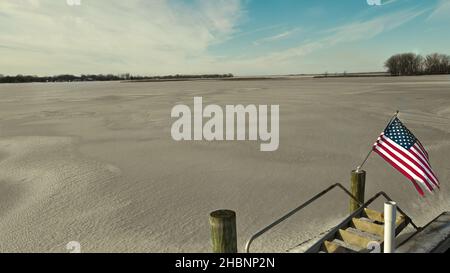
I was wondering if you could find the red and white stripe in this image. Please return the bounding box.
[373,133,440,196]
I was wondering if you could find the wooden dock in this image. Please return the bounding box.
[397,212,450,253]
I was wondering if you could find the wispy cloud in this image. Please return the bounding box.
[428,0,450,21]
[231,24,284,40]
[0,0,244,75]
[253,8,427,63]
[253,28,302,46]
[0,1,442,76]
[380,0,398,6]
[207,7,429,75]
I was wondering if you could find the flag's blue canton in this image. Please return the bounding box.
[384,118,417,150]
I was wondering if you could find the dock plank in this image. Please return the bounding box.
[397,212,450,253]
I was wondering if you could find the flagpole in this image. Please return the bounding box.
[356,110,399,172]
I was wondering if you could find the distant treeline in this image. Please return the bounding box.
[0,73,234,84]
[385,53,450,76]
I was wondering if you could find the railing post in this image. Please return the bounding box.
[209,210,237,253]
[349,170,366,213]
[384,201,397,253]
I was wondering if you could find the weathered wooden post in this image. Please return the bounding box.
[209,210,237,253]
[349,169,366,213]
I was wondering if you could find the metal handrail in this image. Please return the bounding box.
[244,183,362,253]
[364,191,419,229]
[397,211,446,249]
[305,191,420,253]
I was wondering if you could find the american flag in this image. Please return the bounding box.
[373,117,440,196]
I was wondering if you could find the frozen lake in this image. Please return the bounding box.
[0,75,449,252]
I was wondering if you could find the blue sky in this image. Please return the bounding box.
[1,0,449,76]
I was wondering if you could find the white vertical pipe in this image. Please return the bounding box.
[384,201,397,253]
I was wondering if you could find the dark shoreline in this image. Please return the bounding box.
[0,73,234,84]
[2,73,449,84]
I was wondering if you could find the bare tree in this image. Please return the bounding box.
[424,53,441,74]
[423,53,450,74]
[385,53,423,76]
[438,54,450,74]
[385,54,401,76]
[386,52,450,76]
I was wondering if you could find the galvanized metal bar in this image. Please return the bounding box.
[245,186,420,253]
[306,191,420,253]
[377,191,419,230]
[356,111,399,172]
[244,183,362,253]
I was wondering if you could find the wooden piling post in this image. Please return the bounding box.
[349,170,366,213]
[209,210,237,253]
